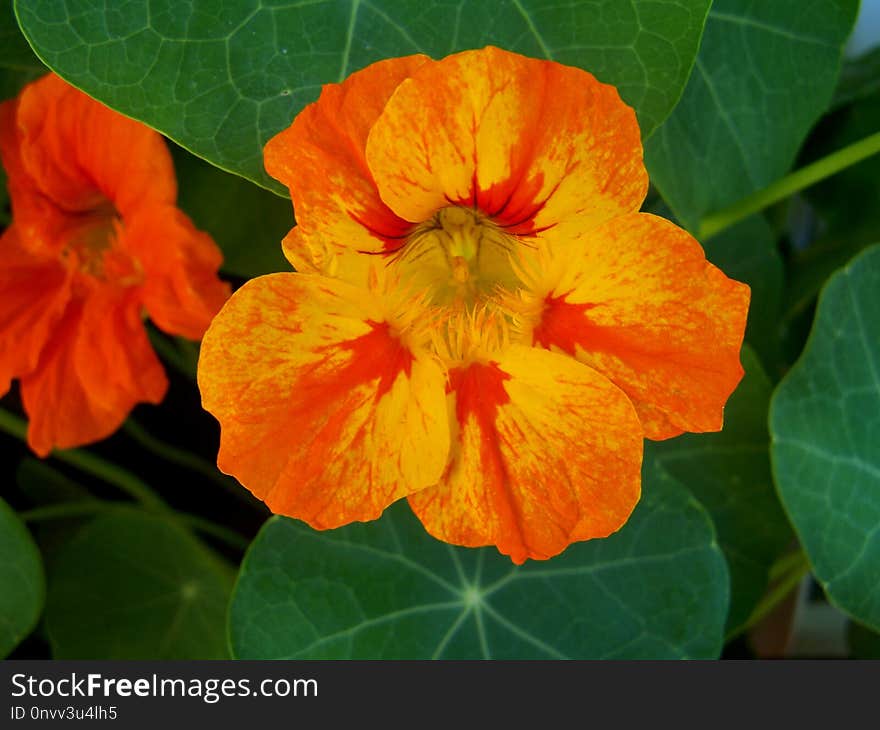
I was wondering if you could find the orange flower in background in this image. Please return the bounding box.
[0,74,230,456]
[199,47,750,563]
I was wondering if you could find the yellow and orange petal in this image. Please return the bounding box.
[524,213,750,439]
[408,346,643,563]
[20,286,168,457]
[365,46,646,236]
[198,273,449,528]
[264,55,428,276]
[222,46,753,561]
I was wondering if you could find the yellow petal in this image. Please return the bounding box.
[198,273,450,528]
[409,345,643,563]
[525,213,750,438]
[366,46,647,236]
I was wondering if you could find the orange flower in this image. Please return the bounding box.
[0,74,230,456]
[199,48,749,563]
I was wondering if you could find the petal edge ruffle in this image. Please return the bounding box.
[409,346,643,563]
[198,273,450,528]
[528,212,750,439]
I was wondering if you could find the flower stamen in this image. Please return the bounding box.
[394,206,521,306]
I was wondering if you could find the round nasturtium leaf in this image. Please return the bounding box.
[647,345,792,637]
[230,471,729,659]
[16,0,711,193]
[0,496,45,658]
[645,0,859,232]
[45,508,234,659]
[771,244,880,632]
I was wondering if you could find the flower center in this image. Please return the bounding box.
[59,201,141,287]
[394,206,520,306]
[61,201,119,276]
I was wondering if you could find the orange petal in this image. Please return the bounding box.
[21,286,168,456]
[408,346,643,564]
[125,205,230,340]
[13,74,176,217]
[0,94,70,258]
[529,213,750,439]
[264,55,429,274]
[0,228,72,394]
[366,46,646,235]
[198,273,449,528]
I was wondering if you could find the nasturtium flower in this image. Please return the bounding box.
[0,74,230,456]
[199,47,750,563]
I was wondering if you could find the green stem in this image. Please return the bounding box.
[0,406,27,440]
[51,444,166,509]
[147,327,197,382]
[21,500,248,551]
[175,338,201,374]
[745,551,811,631]
[124,418,223,485]
[123,419,258,508]
[0,407,164,509]
[20,502,107,522]
[768,548,809,581]
[698,130,880,239]
[2,407,249,551]
[174,513,250,551]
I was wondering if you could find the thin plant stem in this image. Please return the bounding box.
[123,419,260,508]
[0,406,27,440]
[698,130,880,239]
[768,548,809,582]
[21,500,248,551]
[20,501,107,522]
[49,443,166,509]
[147,327,197,382]
[744,551,811,631]
[0,406,164,508]
[3,408,249,551]
[174,513,250,551]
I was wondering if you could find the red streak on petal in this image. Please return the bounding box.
[448,360,529,559]
[347,210,413,247]
[532,294,596,355]
[449,360,511,426]
[331,320,413,400]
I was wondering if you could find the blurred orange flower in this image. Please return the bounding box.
[199,48,749,563]
[0,74,229,456]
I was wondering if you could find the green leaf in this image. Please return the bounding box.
[14,460,100,560]
[230,472,728,659]
[45,508,234,659]
[0,0,41,70]
[771,243,880,632]
[172,145,291,278]
[16,458,94,506]
[16,0,711,193]
[833,46,880,111]
[848,621,880,659]
[703,216,784,369]
[646,346,791,636]
[785,94,880,324]
[645,0,859,231]
[0,496,45,658]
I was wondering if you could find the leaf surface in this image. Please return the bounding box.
[230,472,729,659]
